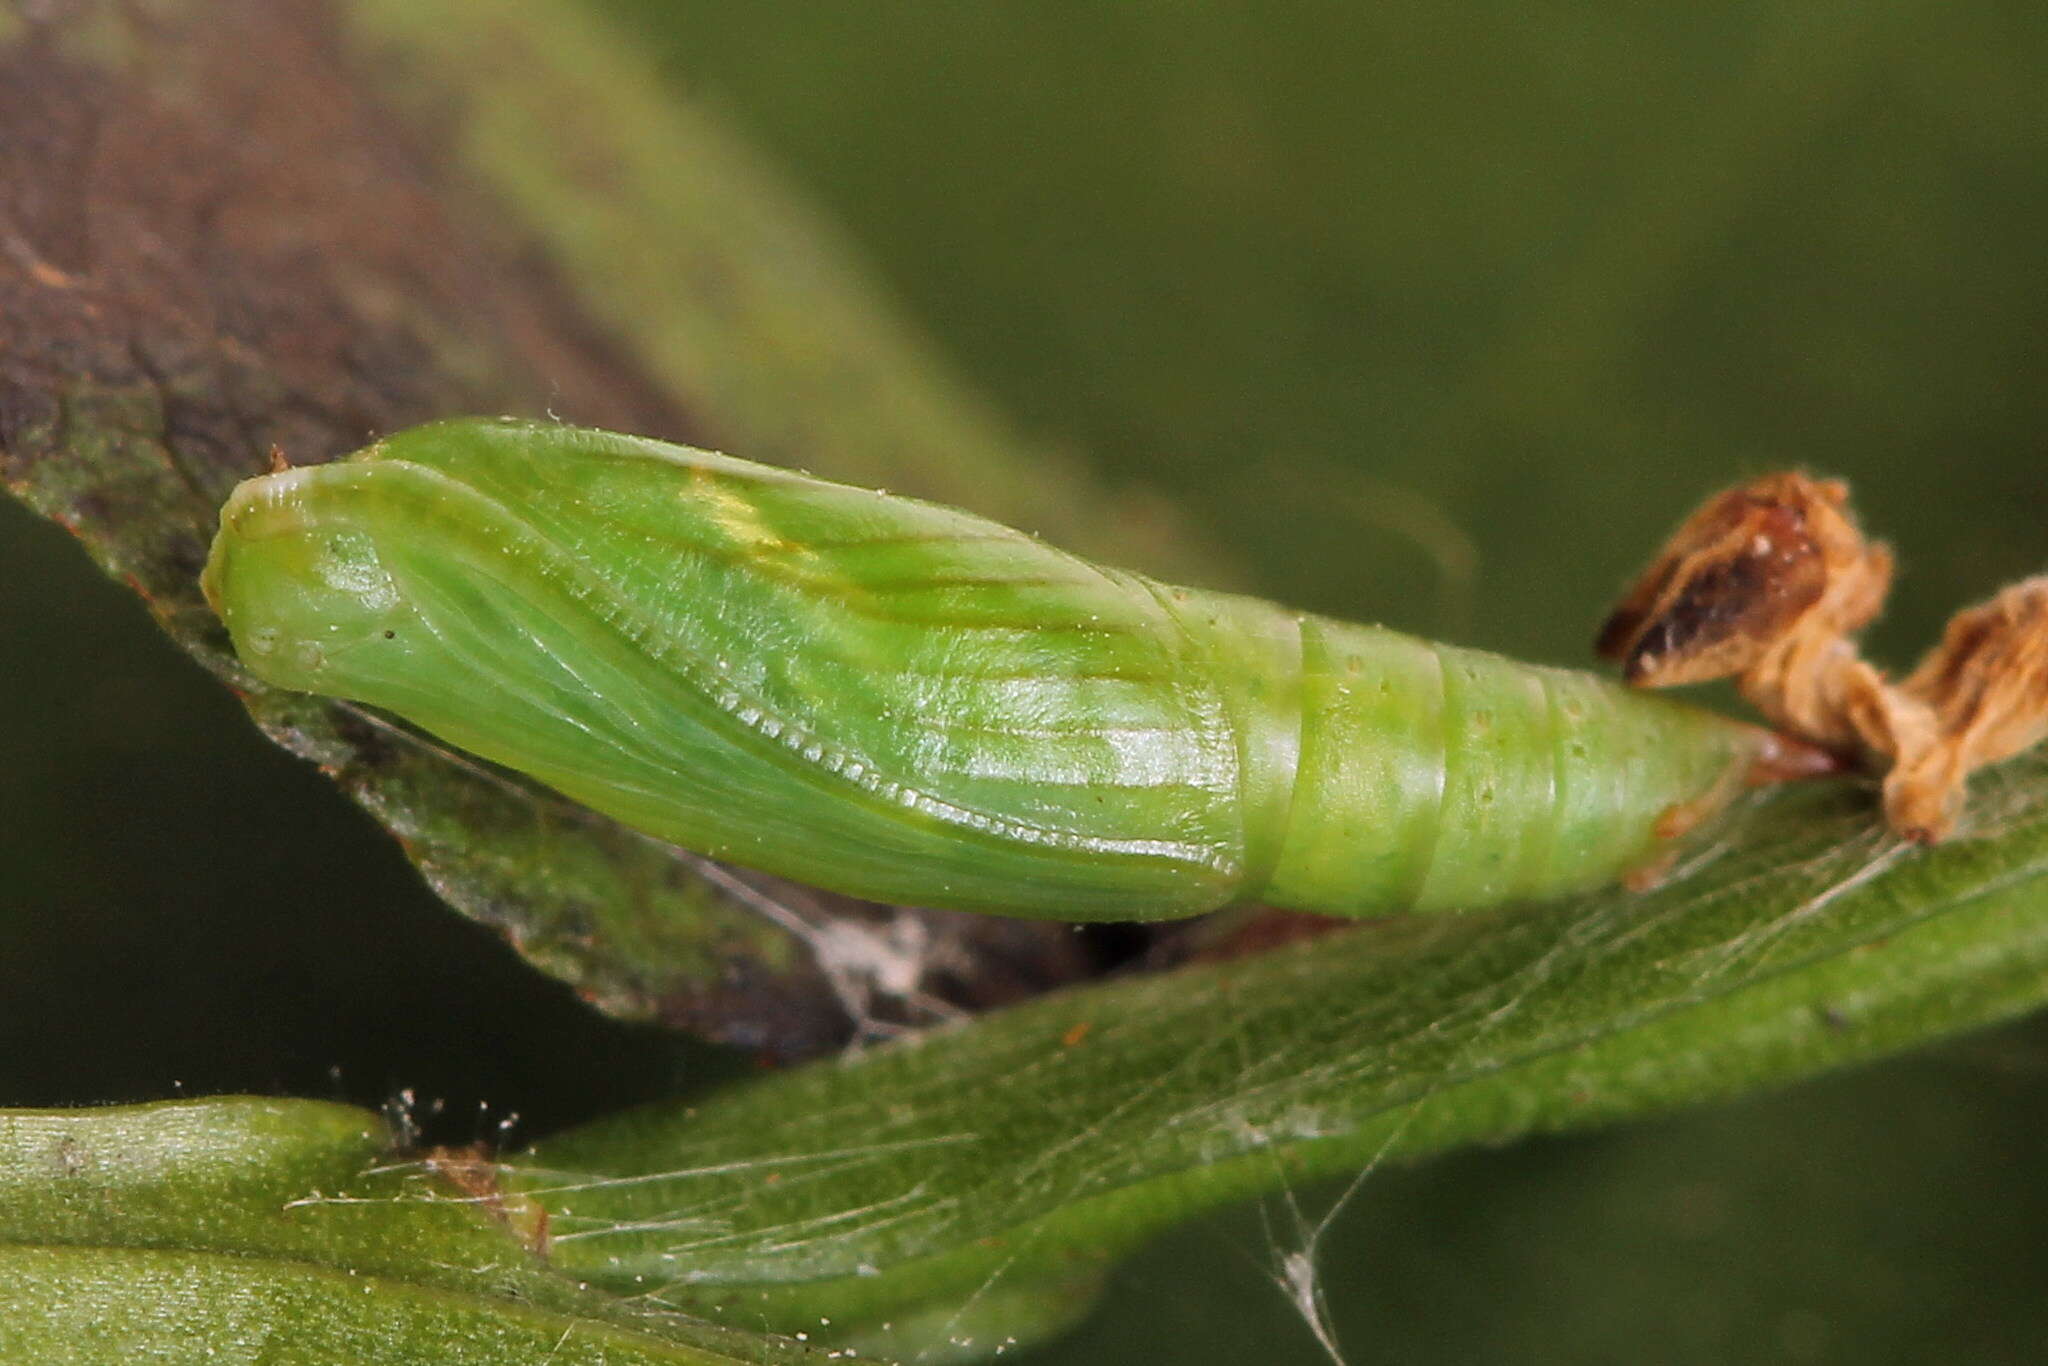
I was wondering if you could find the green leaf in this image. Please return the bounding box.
[0,1097,874,1364]
[510,757,2048,1355]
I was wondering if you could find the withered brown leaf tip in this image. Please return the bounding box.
[1601,472,2048,842]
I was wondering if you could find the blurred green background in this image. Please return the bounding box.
[4,2,2046,1360]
